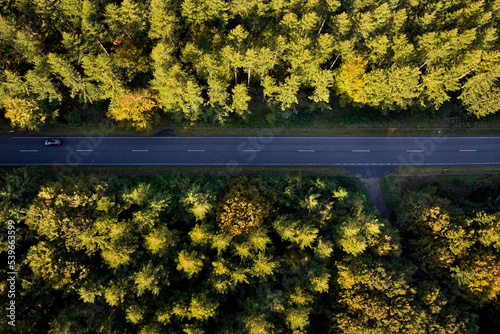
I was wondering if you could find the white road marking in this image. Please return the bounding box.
[2,162,499,167]
[187,149,205,152]
[76,149,93,152]
[459,149,477,152]
[10,136,500,139]
[20,149,38,152]
[406,149,424,153]
[352,149,370,152]
[131,149,148,152]
[297,149,315,152]
[242,149,260,152]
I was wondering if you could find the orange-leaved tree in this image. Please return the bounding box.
[107,88,160,132]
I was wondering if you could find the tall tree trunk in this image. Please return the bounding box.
[318,18,326,35]
[458,69,474,80]
[248,66,251,87]
[95,37,110,56]
[329,55,339,69]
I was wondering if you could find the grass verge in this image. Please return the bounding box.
[382,166,500,218]
[385,169,500,217]
[5,165,354,177]
[390,165,500,176]
[3,98,500,137]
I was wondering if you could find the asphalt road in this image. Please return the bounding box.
[1,135,499,177]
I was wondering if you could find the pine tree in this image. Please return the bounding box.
[336,200,382,256]
[177,249,204,278]
[231,83,251,118]
[250,252,279,278]
[148,0,177,41]
[133,262,163,296]
[188,293,219,320]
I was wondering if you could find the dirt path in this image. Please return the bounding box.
[360,178,389,220]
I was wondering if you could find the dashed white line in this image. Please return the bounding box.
[76,149,93,152]
[131,149,148,152]
[459,149,477,152]
[242,149,260,152]
[352,149,370,153]
[297,149,316,152]
[187,149,206,152]
[19,149,38,152]
[406,149,424,153]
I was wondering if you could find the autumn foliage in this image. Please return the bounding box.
[107,89,159,131]
[217,177,274,236]
[1,169,499,333]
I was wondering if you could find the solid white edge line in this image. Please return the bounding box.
[4,162,499,166]
[131,150,148,152]
[352,150,370,152]
[187,150,205,152]
[76,150,93,152]
[297,149,315,152]
[406,149,424,152]
[19,150,38,152]
[459,149,477,152]
[242,149,260,152]
[9,136,500,140]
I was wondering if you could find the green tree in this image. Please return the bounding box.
[145,225,176,255]
[273,215,319,250]
[250,252,279,278]
[309,69,334,110]
[243,314,275,334]
[148,0,177,41]
[133,262,164,296]
[151,65,203,123]
[395,191,467,276]
[26,241,85,291]
[177,249,204,278]
[334,257,425,333]
[188,293,219,320]
[361,66,421,111]
[81,54,124,101]
[181,185,215,222]
[475,212,500,250]
[105,0,146,39]
[459,53,500,117]
[126,304,145,324]
[231,83,251,118]
[336,200,382,256]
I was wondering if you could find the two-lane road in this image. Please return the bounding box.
[1,136,499,177]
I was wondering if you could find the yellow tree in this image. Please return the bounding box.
[231,83,251,118]
[216,177,274,236]
[334,54,369,105]
[107,88,159,132]
[2,97,48,130]
[455,252,500,306]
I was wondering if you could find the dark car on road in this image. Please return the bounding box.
[45,138,62,146]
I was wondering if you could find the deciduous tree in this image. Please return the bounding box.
[107,88,159,132]
[2,97,47,130]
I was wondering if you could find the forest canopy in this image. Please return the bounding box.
[1,168,499,333]
[1,0,500,130]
